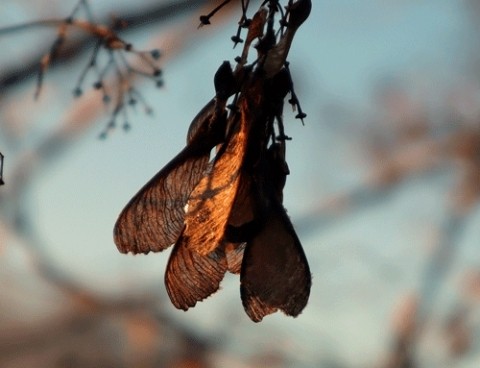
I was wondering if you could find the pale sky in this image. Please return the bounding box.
[1,1,479,366]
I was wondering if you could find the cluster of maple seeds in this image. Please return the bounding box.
[114,0,313,322]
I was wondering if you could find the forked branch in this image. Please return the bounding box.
[0,0,164,136]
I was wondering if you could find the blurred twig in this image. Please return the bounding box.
[293,83,480,367]
[0,0,209,93]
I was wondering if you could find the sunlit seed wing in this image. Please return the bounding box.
[114,102,225,254]
[240,202,311,322]
[200,156,257,275]
[114,146,211,254]
[205,172,252,275]
[180,98,251,256]
[165,230,227,310]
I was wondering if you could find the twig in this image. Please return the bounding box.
[0,152,4,186]
[0,0,209,93]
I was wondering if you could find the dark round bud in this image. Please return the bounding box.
[199,15,211,25]
[295,112,307,120]
[150,49,161,60]
[231,35,243,44]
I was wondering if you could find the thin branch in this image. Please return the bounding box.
[0,152,4,186]
[0,0,209,93]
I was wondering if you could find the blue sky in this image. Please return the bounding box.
[1,1,479,366]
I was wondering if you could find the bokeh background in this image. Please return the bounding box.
[1,0,480,367]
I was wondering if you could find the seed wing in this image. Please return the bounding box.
[180,101,251,256]
[165,231,228,310]
[240,203,311,322]
[114,144,212,254]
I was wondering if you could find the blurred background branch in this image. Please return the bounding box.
[1,1,480,367]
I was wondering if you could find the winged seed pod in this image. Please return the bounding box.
[114,0,312,322]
